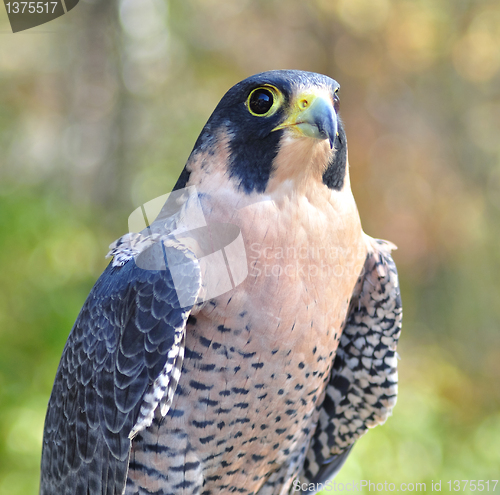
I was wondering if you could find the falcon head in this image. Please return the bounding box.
[177,70,347,196]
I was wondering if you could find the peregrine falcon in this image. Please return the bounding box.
[40,70,402,495]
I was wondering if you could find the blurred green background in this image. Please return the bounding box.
[1,0,499,493]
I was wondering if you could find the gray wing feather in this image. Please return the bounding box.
[301,238,402,488]
[40,241,201,495]
[299,446,353,494]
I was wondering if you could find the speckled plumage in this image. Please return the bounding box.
[301,239,402,489]
[40,70,402,495]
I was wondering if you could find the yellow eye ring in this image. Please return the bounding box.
[246,85,283,117]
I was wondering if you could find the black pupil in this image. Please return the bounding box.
[249,89,274,115]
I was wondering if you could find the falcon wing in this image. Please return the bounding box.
[40,240,202,495]
[301,238,402,491]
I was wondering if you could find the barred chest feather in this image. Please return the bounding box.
[126,183,368,495]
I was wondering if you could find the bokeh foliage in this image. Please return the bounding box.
[0,0,499,493]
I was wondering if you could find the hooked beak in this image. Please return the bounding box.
[273,91,338,149]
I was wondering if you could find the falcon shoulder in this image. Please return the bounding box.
[40,237,202,495]
[301,237,402,491]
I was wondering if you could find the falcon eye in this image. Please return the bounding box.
[249,88,273,115]
[333,88,340,111]
[247,86,281,117]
